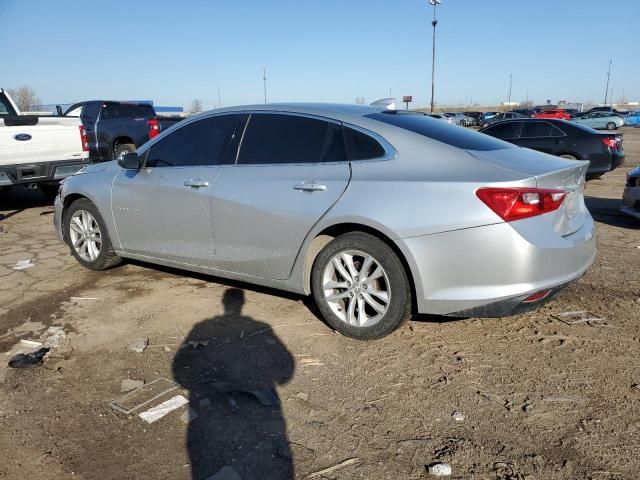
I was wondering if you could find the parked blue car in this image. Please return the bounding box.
[625,111,640,126]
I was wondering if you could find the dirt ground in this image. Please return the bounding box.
[1,128,639,480]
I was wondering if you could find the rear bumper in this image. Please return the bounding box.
[400,214,596,317]
[585,150,625,175]
[0,159,91,186]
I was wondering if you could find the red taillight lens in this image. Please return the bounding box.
[476,187,567,222]
[148,118,160,139]
[602,137,617,149]
[79,125,89,152]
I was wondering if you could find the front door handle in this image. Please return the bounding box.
[293,183,327,192]
[184,179,209,188]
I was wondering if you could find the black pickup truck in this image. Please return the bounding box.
[64,101,183,161]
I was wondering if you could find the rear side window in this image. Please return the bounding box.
[238,114,346,164]
[146,114,239,167]
[102,103,155,119]
[520,122,552,138]
[0,94,14,115]
[367,112,514,151]
[343,127,385,160]
[81,103,100,125]
[483,122,522,140]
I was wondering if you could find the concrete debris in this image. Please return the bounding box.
[206,465,243,480]
[180,406,199,424]
[20,339,43,348]
[13,259,34,270]
[138,394,189,424]
[128,338,148,353]
[427,463,452,476]
[40,326,72,358]
[309,458,360,478]
[553,310,607,326]
[121,379,145,392]
[111,377,179,414]
[452,411,465,422]
[294,392,309,401]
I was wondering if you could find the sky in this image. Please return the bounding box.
[1,0,639,110]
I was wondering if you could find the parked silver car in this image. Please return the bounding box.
[54,104,596,339]
[621,166,640,219]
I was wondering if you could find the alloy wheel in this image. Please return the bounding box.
[322,250,391,327]
[69,210,102,262]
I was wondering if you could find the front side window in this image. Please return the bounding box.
[146,114,239,167]
[237,114,347,164]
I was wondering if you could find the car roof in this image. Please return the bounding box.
[202,103,386,119]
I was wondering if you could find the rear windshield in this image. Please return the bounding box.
[102,103,155,119]
[0,93,16,115]
[366,112,514,151]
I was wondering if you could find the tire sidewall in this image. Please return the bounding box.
[114,143,136,160]
[63,199,114,271]
[311,233,412,340]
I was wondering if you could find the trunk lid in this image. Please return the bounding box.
[468,147,589,236]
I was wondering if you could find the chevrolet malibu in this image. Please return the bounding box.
[54,104,596,339]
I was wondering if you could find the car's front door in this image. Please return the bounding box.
[211,112,353,280]
[111,114,240,266]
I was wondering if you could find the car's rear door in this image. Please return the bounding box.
[514,121,557,154]
[210,112,350,279]
[111,114,240,266]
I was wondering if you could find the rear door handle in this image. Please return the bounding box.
[184,179,209,188]
[293,183,327,192]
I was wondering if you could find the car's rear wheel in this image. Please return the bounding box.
[64,198,122,271]
[311,232,412,340]
[606,122,616,130]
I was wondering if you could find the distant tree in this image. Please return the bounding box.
[355,97,366,105]
[7,85,41,111]
[189,98,203,114]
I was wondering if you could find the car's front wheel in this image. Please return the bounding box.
[64,198,122,271]
[606,122,617,130]
[311,232,412,340]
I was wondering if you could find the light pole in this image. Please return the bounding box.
[507,73,513,108]
[604,60,612,106]
[429,0,441,113]
[262,67,267,104]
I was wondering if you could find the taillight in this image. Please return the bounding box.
[79,125,89,152]
[148,118,160,139]
[602,137,617,149]
[476,187,567,222]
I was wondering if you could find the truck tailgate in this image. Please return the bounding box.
[0,116,86,166]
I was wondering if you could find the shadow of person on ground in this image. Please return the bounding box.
[172,288,295,480]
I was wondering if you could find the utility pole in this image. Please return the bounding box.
[262,67,267,104]
[429,0,442,113]
[604,59,612,106]
[507,73,513,108]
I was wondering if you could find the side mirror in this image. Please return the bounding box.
[118,152,142,170]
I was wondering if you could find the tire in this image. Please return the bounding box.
[559,154,577,160]
[311,232,412,340]
[113,143,136,161]
[63,198,122,271]
[40,183,60,199]
[606,122,616,130]
[586,173,605,181]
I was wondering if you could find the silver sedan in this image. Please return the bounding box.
[54,104,596,339]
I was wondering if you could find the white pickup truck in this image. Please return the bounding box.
[0,88,90,197]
